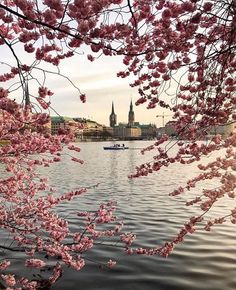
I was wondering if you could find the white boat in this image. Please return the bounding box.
[103,144,129,150]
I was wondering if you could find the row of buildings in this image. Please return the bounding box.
[2,82,233,141]
[50,101,157,140]
[50,100,235,140]
[0,94,234,141]
[51,116,108,140]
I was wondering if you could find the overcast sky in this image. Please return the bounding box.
[2,43,172,128]
[46,53,173,127]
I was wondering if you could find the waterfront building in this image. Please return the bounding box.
[137,123,157,139]
[50,100,158,140]
[111,100,156,140]
[51,116,78,135]
[164,121,177,137]
[103,126,114,138]
[207,123,236,139]
[124,126,141,139]
[113,123,125,139]
[51,116,112,140]
[73,118,112,140]
[51,116,65,134]
[81,119,104,138]
[160,120,236,139]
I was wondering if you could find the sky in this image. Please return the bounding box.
[47,54,171,127]
[1,37,173,129]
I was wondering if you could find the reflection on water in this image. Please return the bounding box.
[3,141,236,289]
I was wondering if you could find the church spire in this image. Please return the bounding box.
[109,101,117,127]
[111,101,115,114]
[128,99,135,127]
[130,99,133,112]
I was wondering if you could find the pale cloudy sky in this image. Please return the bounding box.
[48,54,168,127]
[2,42,172,128]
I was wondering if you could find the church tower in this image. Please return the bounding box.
[128,99,135,127]
[109,101,117,127]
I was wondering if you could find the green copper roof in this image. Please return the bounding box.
[51,116,74,122]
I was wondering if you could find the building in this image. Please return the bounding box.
[207,123,236,139]
[51,116,79,135]
[50,116,113,140]
[73,118,113,140]
[109,102,117,127]
[82,119,104,138]
[124,126,141,139]
[110,101,156,140]
[128,100,135,127]
[164,121,177,137]
[159,120,236,139]
[137,123,157,139]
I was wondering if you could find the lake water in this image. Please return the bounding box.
[4,140,236,289]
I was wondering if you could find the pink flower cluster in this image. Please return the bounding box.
[25,259,46,269]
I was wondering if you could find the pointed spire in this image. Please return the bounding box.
[111,101,115,114]
[109,101,117,127]
[128,98,135,127]
[130,99,133,112]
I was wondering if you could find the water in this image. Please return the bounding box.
[3,141,236,289]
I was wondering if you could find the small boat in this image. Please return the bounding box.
[103,144,129,150]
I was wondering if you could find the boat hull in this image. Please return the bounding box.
[103,146,129,150]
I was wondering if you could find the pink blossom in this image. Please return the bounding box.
[120,233,136,246]
[0,260,10,270]
[87,54,95,62]
[0,87,9,98]
[203,2,213,12]
[79,94,86,103]
[162,9,172,19]
[107,259,116,268]
[1,274,16,287]
[18,278,38,290]
[49,263,62,284]
[24,43,35,53]
[25,259,46,269]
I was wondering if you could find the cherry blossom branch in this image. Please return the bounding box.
[0,3,160,56]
